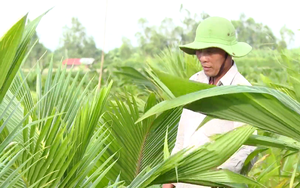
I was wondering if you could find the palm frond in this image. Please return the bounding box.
[138,70,300,142]
[129,126,262,188]
[101,92,181,185]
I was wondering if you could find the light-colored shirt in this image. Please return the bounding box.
[172,63,256,188]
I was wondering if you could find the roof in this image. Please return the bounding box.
[62,58,95,65]
[62,58,81,65]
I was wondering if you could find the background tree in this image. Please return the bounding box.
[179,5,209,44]
[54,17,102,62]
[133,6,210,57]
[231,13,278,49]
[119,37,134,60]
[278,25,295,49]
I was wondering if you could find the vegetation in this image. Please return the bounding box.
[1,6,300,188]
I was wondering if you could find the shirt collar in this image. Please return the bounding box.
[207,61,239,86]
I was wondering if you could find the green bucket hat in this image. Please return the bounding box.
[179,16,252,57]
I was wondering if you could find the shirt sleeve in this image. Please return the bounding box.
[219,145,257,173]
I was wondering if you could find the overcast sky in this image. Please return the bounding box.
[1,0,300,52]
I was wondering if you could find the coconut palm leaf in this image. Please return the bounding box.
[113,66,155,90]
[0,12,123,188]
[245,135,300,151]
[135,68,300,187]
[10,69,36,117]
[147,47,201,79]
[0,11,47,147]
[129,125,263,188]
[260,74,297,101]
[0,15,26,104]
[0,76,116,187]
[113,47,202,101]
[0,90,24,143]
[138,70,300,142]
[101,92,182,185]
[0,10,48,104]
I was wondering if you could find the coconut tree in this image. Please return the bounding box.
[138,65,300,187]
[0,13,121,188]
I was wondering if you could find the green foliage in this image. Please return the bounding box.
[54,17,102,63]
[134,7,208,57]
[137,52,300,187]
[278,25,295,50]
[1,13,267,188]
[128,125,261,188]
[1,60,119,187]
[147,47,201,79]
[231,13,277,49]
[0,15,26,104]
[0,12,120,188]
[100,93,181,185]
[4,4,300,188]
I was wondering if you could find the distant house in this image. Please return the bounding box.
[62,58,95,68]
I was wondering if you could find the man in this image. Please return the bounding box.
[163,16,256,188]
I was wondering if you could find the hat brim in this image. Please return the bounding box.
[179,41,252,58]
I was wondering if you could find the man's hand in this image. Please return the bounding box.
[162,184,175,188]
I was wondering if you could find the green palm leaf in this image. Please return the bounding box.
[101,93,181,185]
[129,125,263,188]
[0,15,26,104]
[0,10,48,104]
[0,79,115,187]
[0,90,24,143]
[138,70,300,142]
[0,11,120,188]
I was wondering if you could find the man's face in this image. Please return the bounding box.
[196,48,227,77]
